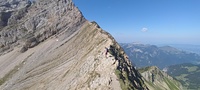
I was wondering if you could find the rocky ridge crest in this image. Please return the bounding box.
[0,0,148,90]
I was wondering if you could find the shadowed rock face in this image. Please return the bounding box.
[0,0,31,11]
[0,0,148,90]
[0,0,31,28]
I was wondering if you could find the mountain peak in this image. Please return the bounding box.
[0,0,148,90]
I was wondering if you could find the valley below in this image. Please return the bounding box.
[0,0,199,90]
[121,43,200,90]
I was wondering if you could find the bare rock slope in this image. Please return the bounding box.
[0,0,148,90]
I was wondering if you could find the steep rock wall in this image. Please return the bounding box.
[0,0,85,54]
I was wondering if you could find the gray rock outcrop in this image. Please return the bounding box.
[0,0,85,54]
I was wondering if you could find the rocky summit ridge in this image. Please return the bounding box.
[0,0,148,90]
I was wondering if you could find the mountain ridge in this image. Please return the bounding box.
[0,0,148,90]
[138,66,182,90]
[120,43,200,69]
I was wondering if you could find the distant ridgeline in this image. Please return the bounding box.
[120,43,200,69]
[168,44,200,55]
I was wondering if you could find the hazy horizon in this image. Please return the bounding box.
[73,0,200,45]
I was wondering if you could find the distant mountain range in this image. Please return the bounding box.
[168,44,200,55]
[167,63,200,90]
[120,43,200,69]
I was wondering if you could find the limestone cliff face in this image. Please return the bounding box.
[0,0,85,54]
[0,0,148,90]
[139,66,182,90]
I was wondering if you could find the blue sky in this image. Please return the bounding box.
[73,0,200,45]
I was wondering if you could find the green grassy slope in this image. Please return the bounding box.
[167,63,200,90]
[139,66,182,90]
